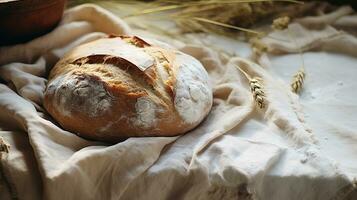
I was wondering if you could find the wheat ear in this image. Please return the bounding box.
[0,137,10,159]
[0,137,10,153]
[289,27,306,94]
[250,77,265,108]
[235,66,266,109]
[286,21,306,94]
[272,16,307,94]
[291,67,305,94]
[272,16,290,30]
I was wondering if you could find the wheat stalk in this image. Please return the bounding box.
[127,0,303,17]
[272,16,306,94]
[189,17,263,36]
[288,28,306,94]
[72,0,305,38]
[235,65,266,109]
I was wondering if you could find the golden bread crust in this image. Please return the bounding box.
[44,35,212,142]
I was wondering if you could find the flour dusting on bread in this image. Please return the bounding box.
[48,73,112,117]
[133,97,157,129]
[174,52,212,124]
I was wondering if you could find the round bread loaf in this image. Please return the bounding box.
[44,35,212,142]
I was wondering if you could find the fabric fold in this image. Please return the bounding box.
[0,3,356,200]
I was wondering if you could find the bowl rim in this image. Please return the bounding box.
[0,0,20,3]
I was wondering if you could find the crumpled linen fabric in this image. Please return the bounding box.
[0,4,356,200]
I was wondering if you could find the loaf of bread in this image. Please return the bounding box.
[44,35,212,142]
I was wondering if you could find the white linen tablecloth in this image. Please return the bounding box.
[0,4,356,200]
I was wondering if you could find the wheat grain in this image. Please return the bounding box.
[291,68,305,94]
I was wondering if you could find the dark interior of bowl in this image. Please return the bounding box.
[0,0,66,46]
